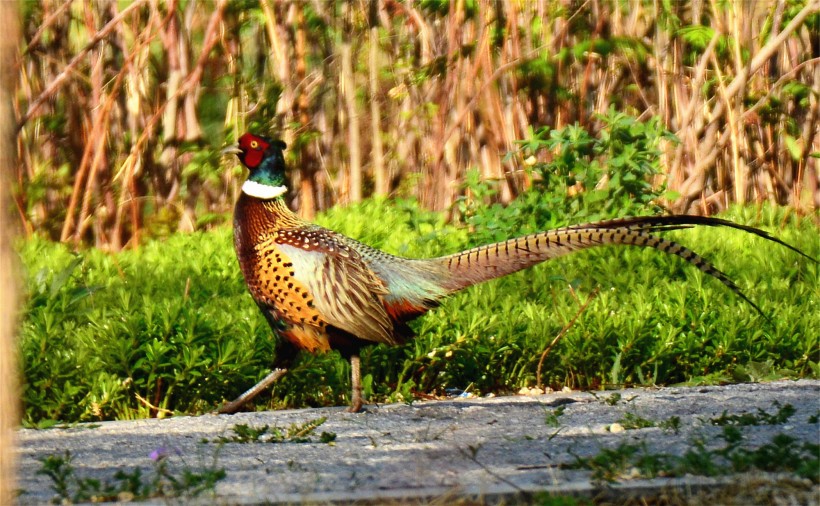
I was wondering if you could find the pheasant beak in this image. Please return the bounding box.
[221,143,242,156]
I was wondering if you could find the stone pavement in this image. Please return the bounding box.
[16,380,820,504]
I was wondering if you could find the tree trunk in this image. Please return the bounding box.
[0,2,20,502]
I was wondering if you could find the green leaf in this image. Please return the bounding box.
[784,135,802,161]
[677,25,716,50]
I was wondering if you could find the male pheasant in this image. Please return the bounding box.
[220,132,815,414]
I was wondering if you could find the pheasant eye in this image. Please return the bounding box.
[250,140,259,149]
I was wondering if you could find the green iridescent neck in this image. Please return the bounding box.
[248,149,287,187]
[243,146,288,199]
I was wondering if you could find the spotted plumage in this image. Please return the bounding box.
[220,132,817,414]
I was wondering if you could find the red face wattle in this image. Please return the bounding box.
[237,133,271,168]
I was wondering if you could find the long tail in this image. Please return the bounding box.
[435,216,817,315]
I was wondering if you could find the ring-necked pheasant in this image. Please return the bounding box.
[220,132,816,414]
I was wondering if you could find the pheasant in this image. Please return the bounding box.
[220,132,815,414]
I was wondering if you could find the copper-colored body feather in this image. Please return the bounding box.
[234,195,330,353]
[234,194,401,358]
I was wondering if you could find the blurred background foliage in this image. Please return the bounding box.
[13,0,820,250]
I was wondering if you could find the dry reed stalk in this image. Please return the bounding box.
[75,58,130,244]
[113,0,227,247]
[340,2,361,204]
[710,43,742,207]
[369,0,387,197]
[293,4,318,220]
[799,67,820,209]
[669,33,720,193]
[19,0,148,128]
[23,0,73,55]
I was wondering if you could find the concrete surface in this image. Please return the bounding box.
[16,380,820,504]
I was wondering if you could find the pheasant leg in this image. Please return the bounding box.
[217,368,288,414]
[348,354,364,413]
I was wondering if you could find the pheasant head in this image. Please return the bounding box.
[224,133,288,199]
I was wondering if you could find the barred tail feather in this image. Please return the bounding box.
[437,227,695,291]
[568,215,816,262]
[435,216,816,315]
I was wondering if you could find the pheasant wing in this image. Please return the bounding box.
[275,228,399,346]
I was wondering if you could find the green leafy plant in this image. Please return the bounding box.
[214,418,335,444]
[544,405,566,427]
[616,411,656,430]
[658,415,682,434]
[708,401,795,426]
[36,448,225,503]
[455,110,676,249]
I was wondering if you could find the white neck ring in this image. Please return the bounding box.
[242,180,287,199]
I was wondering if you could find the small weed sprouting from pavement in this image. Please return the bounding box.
[37,452,73,500]
[218,423,271,443]
[707,401,795,426]
[610,412,681,433]
[544,406,566,427]
[658,415,682,434]
[567,442,641,482]
[214,417,336,444]
[616,412,656,430]
[36,448,225,503]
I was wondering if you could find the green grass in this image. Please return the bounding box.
[16,199,819,424]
